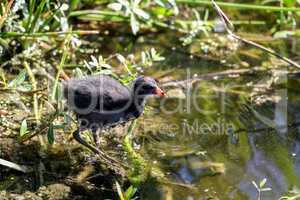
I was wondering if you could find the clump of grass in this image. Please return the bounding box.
[123,121,150,185]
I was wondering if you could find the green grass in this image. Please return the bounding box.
[176,0,300,12]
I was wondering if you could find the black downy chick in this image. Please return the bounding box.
[63,75,165,154]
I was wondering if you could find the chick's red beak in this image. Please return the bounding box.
[154,86,165,97]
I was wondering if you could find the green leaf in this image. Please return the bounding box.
[70,0,80,10]
[134,0,142,6]
[168,0,179,14]
[252,181,259,190]
[260,178,267,188]
[261,188,272,192]
[116,54,126,63]
[108,3,123,11]
[116,181,125,200]
[141,51,146,65]
[283,0,296,7]
[47,123,54,145]
[133,8,149,19]
[118,0,130,7]
[154,0,165,7]
[274,30,294,39]
[130,13,139,35]
[151,48,165,61]
[125,185,137,199]
[97,69,113,75]
[74,68,84,78]
[28,0,47,32]
[8,69,27,88]
[54,82,63,101]
[20,119,28,137]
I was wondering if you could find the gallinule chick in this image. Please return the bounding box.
[63,75,165,154]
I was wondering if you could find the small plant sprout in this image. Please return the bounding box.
[115,181,138,200]
[279,194,300,200]
[8,69,27,89]
[153,0,179,15]
[252,178,272,200]
[141,48,165,67]
[83,55,112,74]
[108,0,150,35]
[180,9,211,46]
[279,187,300,200]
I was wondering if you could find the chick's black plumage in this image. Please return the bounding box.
[64,75,130,110]
[63,74,165,154]
[64,75,133,129]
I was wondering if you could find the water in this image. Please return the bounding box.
[134,36,300,199]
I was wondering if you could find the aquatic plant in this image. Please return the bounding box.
[252,178,272,200]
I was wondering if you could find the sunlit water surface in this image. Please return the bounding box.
[131,34,300,200]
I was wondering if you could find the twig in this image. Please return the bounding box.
[230,34,300,69]
[0,0,14,28]
[24,62,40,123]
[0,158,29,173]
[0,30,99,38]
[159,179,197,190]
[24,61,46,146]
[51,34,70,101]
[162,68,260,87]
[210,0,300,69]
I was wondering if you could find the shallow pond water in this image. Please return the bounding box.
[132,34,300,200]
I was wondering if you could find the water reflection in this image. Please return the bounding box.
[141,69,300,199]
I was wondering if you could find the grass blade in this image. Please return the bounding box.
[8,69,27,88]
[0,158,29,173]
[47,123,54,144]
[20,119,28,137]
[28,0,47,33]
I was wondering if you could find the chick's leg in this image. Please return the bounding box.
[91,128,101,149]
[72,128,100,154]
